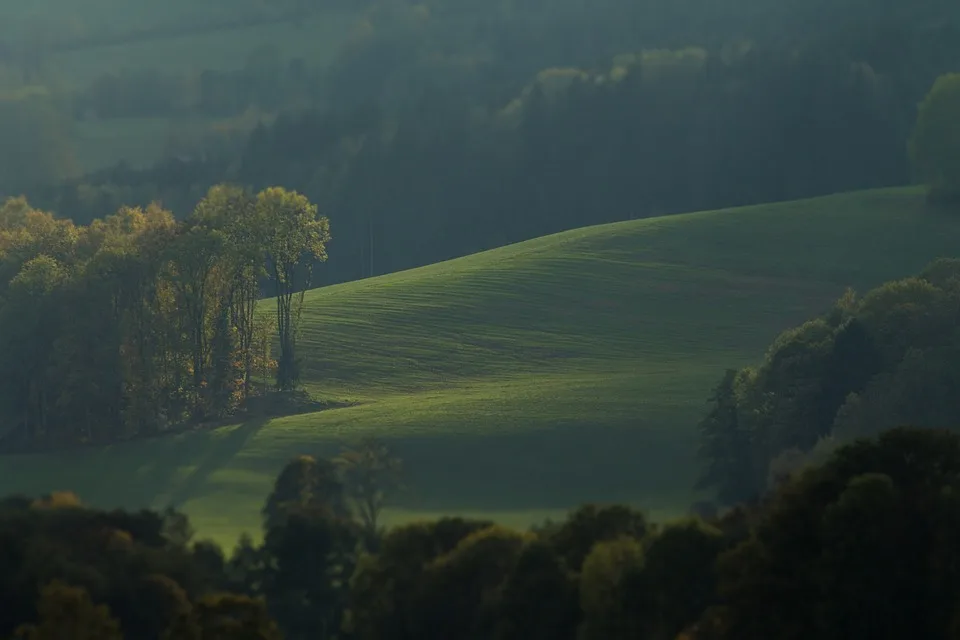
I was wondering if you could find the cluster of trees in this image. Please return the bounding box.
[8,426,960,639]
[0,185,329,450]
[697,257,960,506]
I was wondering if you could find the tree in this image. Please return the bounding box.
[545,504,649,572]
[695,369,757,505]
[193,185,263,399]
[334,437,403,543]
[164,593,283,640]
[344,518,495,640]
[255,187,330,391]
[13,581,123,640]
[641,518,726,639]
[706,427,960,640]
[407,526,531,640]
[493,540,579,640]
[262,455,350,531]
[577,536,648,640]
[909,73,960,204]
[165,222,224,416]
[260,507,360,639]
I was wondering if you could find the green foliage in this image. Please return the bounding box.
[493,539,578,640]
[411,526,531,639]
[259,508,360,639]
[0,499,254,639]
[696,370,756,505]
[256,187,330,391]
[545,504,649,572]
[577,536,647,640]
[12,581,123,640]
[334,437,403,542]
[697,258,960,505]
[0,185,326,449]
[13,429,960,639]
[262,455,350,530]
[167,592,284,640]
[344,517,495,639]
[707,427,960,640]
[642,519,726,639]
[910,73,960,204]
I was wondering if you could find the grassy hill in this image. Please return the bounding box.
[1,187,958,548]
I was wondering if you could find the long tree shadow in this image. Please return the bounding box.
[163,417,270,509]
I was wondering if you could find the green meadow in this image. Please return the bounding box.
[1,187,957,549]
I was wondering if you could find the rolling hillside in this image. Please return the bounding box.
[1,187,958,547]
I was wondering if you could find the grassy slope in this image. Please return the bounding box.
[2,187,958,548]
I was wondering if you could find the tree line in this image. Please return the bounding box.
[0,185,329,451]
[7,426,960,639]
[2,0,956,286]
[696,253,960,507]
[28,50,960,288]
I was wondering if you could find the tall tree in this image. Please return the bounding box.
[695,369,757,505]
[165,222,224,416]
[334,437,404,542]
[909,73,960,204]
[255,187,330,391]
[193,185,263,398]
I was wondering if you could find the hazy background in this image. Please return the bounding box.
[0,0,956,285]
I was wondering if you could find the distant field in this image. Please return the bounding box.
[1,187,958,549]
[19,6,360,171]
[47,11,359,89]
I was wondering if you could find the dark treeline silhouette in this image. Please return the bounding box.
[7,427,960,639]
[6,0,959,285]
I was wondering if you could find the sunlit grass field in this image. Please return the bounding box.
[1,187,958,549]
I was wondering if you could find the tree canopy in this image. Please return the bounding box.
[910,73,960,204]
[0,185,328,451]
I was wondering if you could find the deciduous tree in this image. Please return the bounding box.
[910,73,960,204]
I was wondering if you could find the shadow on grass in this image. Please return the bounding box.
[5,416,274,513]
[163,417,270,509]
[383,424,700,514]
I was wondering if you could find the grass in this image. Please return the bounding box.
[1,187,959,550]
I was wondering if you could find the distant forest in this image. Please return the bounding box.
[3,0,960,284]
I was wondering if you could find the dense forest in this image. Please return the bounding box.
[1,0,959,284]
[7,426,960,639]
